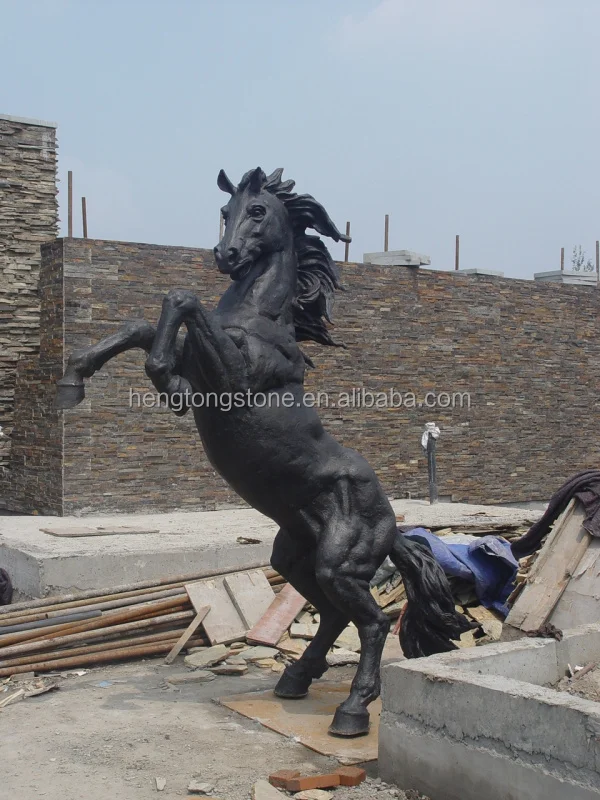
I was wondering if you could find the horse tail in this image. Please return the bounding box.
[389,532,474,658]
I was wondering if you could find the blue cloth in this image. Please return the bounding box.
[403,527,519,617]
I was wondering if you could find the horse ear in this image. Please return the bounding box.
[248,167,265,195]
[217,169,235,195]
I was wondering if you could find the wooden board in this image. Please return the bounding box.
[246,584,307,646]
[164,605,210,664]
[185,579,247,644]
[223,570,275,630]
[506,499,591,632]
[219,682,379,764]
[40,526,159,538]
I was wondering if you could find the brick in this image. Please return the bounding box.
[286,774,341,792]
[268,770,300,788]
[335,766,366,786]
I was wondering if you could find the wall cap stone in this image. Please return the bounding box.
[0,113,58,128]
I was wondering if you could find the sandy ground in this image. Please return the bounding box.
[1,640,425,800]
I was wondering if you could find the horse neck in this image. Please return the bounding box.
[228,244,297,325]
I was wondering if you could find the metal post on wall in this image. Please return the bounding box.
[561,247,565,271]
[455,234,460,271]
[384,214,389,252]
[344,221,351,262]
[596,240,599,281]
[421,423,440,505]
[81,197,88,239]
[67,171,73,238]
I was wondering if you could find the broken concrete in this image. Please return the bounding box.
[379,623,600,800]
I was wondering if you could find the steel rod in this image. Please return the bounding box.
[344,221,350,262]
[0,610,193,660]
[81,196,88,238]
[0,637,206,678]
[67,171,73,237]
[1,564,275,617]
[0,596,187,649]
[0,630,206,670]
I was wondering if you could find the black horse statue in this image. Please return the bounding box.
[56,167,471,737]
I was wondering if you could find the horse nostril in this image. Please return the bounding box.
[213,245,220,258]
[227,247,238,264]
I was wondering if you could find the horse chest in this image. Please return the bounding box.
[225,326,304,391]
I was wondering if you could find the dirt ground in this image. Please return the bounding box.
[1,647,427,800]
[555,665,600,704]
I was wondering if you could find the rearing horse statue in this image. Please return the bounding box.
[56,167,471,737]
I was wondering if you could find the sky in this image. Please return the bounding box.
[1,0,599,278]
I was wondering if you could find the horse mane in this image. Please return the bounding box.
[237,167,351,347]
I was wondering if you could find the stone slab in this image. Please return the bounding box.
[534,270,598,285]
[0,113,58,128]
[458,268,505,277]
[363,250,431,267]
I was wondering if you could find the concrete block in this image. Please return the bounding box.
[379,625,600,800]
[459,268,505,277]
[534,270,598,286]
[0,508,277,597]
[362,250,431,267]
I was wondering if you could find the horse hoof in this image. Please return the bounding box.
[273,669,311,699]
[55,381,85,409]
[328,707,370,738]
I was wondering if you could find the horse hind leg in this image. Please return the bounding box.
[56,320,156,409]
[270,529,349,699]
[314,527,391,738]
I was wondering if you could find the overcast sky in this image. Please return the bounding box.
[2,0,599,278]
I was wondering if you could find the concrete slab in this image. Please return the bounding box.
[0,500,541,598]
[534,270,599,286]
[363,250,431,267]
[379,623,600,800]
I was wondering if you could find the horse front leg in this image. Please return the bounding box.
[146,289,248,395]
[56,320,156,409]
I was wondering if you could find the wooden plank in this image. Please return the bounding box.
[506,500,591,632]
[378,583,406,609]
[223,570,275,629]
[40,526,159,538]
[185,579,247,644]
[164,605,210,664]
[246,584,307,646]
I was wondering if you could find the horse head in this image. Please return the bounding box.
[214,167,293,282]
[214,167,352,346]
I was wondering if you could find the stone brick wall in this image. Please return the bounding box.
[5,237,600,515]
[0,114,58,486]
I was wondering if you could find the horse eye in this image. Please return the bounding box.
[250,206,266,219]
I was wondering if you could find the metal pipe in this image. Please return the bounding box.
[0,636,207,678]
[81,196,88,238]
[344,222,350,262]
[0,629,206,670]
[0,610,193,660]
[0,564,274,617]
[0,610,101,636]
[67,171,73,237]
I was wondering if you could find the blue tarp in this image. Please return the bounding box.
[403,527,519,617]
